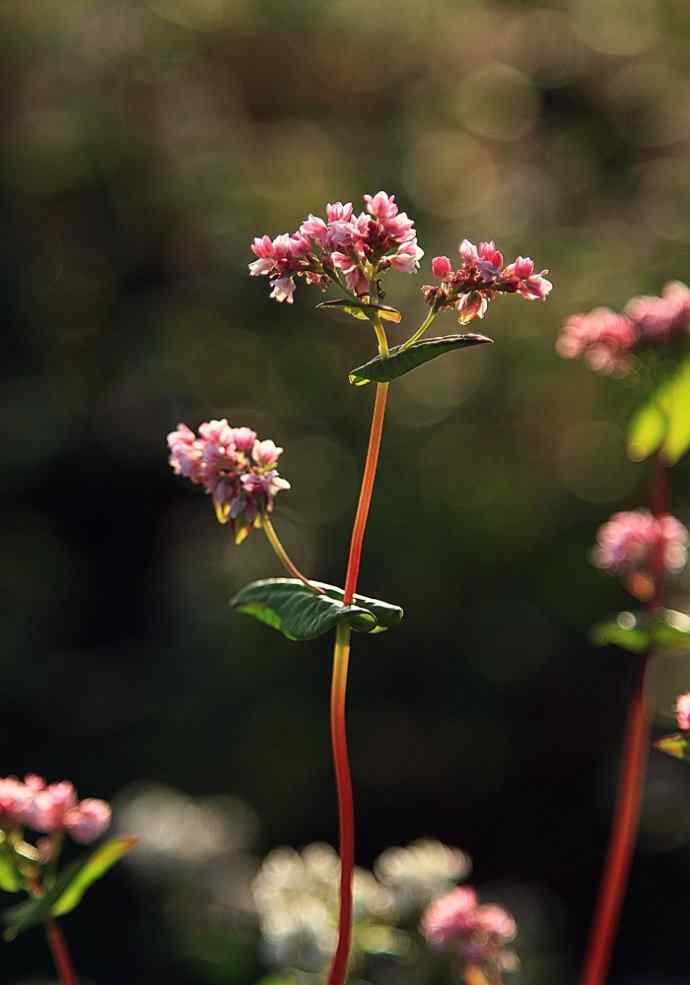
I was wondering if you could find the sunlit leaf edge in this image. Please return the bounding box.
[230,578,403,641]
[348,334,493,386]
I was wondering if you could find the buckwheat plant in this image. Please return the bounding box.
[557,281,690,985]
[0,774,136,984]
[169,191,551,985]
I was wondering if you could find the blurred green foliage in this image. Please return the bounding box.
[4,1,690,982]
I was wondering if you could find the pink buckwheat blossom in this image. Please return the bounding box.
[422,239,552,325]
[64,798,112,844]
[593,510,688,597]
[676,693,690,731]
[0,774,112,844]
[167,419,290,544]
[556,308,636,376]
[421,886,517,981]
[558,281,690,375]
[249,191,423,304]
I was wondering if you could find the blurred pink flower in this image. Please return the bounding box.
[625,281,690,345]
[64,799,112,844]
[23,781,78,833]
[421,886,517,979]
[556,308,637,376]
[676,693,690,731]
[168,420,290,543]
[593,510,688,590]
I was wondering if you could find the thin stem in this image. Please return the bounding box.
[399,306,438,351]
[342,381,389,605]
[46,919,78,985]
[580,450,669,985]
[262,515,324,594]
[327,622,354,985]
[327,313,391,985]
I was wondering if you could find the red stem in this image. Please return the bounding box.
[327,380,390,985]
[327,624,354,985]
[46,919,78,985]
[580,451,668,985]
[343,383,389,606]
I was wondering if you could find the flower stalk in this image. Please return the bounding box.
[580,451,669,985]
[46,918,78,985]
[262,515,324,594]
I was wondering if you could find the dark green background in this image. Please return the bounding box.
[3,1,690,982]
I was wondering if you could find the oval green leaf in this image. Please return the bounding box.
[316,299,402,323]
[348,334,493,386]
[590,611,651,653]
[628,355,690,464]
[230,578,403,641]
[52,836,138,917]
[656,733,690,763]
[650,609,690,652]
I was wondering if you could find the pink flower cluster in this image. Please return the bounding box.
[557,281,690,375]
[422,239,552,325]
[249,191,423,303]
[593,510,688,596]
[421,886,517,976]
[676,693,690,731]
[167,420,290,544]
[0,775,111,845]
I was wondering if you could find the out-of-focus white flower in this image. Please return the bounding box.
[374,838,471,918]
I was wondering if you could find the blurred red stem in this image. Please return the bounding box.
[580,451,668,985]
[327,623,354,985]
[46,919,78,985]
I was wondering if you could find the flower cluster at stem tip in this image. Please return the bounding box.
[593,509,688,599]
[0,775,111,844]
[557,281,690,375]
[421,886,517,980]
[249,192,552,326]
[423,239,552,325]
[249,191,423,303]
[167,420,289,544]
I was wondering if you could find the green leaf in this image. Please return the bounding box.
[656,733,690,763]
[51,836,138,917]
[348,334,493,386]
[590,611,651,653]
[649,609,690,652]
[315,299,402,323]
[230,579,403,641]
[628,355,690,464]
[0,838,22,894]
[3,862,80,940]
[2,837,137,940]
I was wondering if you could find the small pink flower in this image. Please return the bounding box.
[64,799,112,844]
[253,439,283,468]
[593,509,688,583]
[431,256,453,280]
[270,276,296,304]
[676,693,690,731]
[456,291,489,324]
[23,781,78,833]
[326,201,354,223]
[473,904,517,940]
[388,238,424,274]
[421,887,478,945]
[0,778,32,824]
[364,190,399,221]
[231,427,257,453]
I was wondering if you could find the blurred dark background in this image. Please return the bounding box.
[4,1,690,982]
